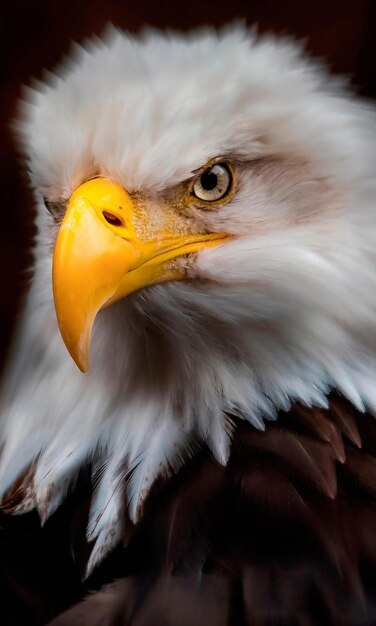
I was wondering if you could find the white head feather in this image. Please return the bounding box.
[1,24,376,573]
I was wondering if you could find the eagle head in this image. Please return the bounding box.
[1,25,375,574]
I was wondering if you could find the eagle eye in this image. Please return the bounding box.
[192,162,233,203]
[43,197,65,220]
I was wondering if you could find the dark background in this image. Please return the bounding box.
[1,0,376,372]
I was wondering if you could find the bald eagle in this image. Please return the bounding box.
[1,24,376,626]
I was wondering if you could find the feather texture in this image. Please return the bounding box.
[1,395,376,625]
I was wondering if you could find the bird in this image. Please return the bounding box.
[0,22,376,625]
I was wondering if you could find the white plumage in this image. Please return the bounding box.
[1,24,376,573]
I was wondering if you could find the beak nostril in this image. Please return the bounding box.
[102,211,123,227]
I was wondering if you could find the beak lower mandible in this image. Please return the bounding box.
[53,178,228,372]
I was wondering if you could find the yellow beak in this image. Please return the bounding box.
[53,177,228,372]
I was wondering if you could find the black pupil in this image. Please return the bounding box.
[200,169,218,191]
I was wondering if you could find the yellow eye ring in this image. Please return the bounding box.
[190,160,235,205]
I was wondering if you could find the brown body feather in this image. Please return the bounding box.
[2,394,376,625]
